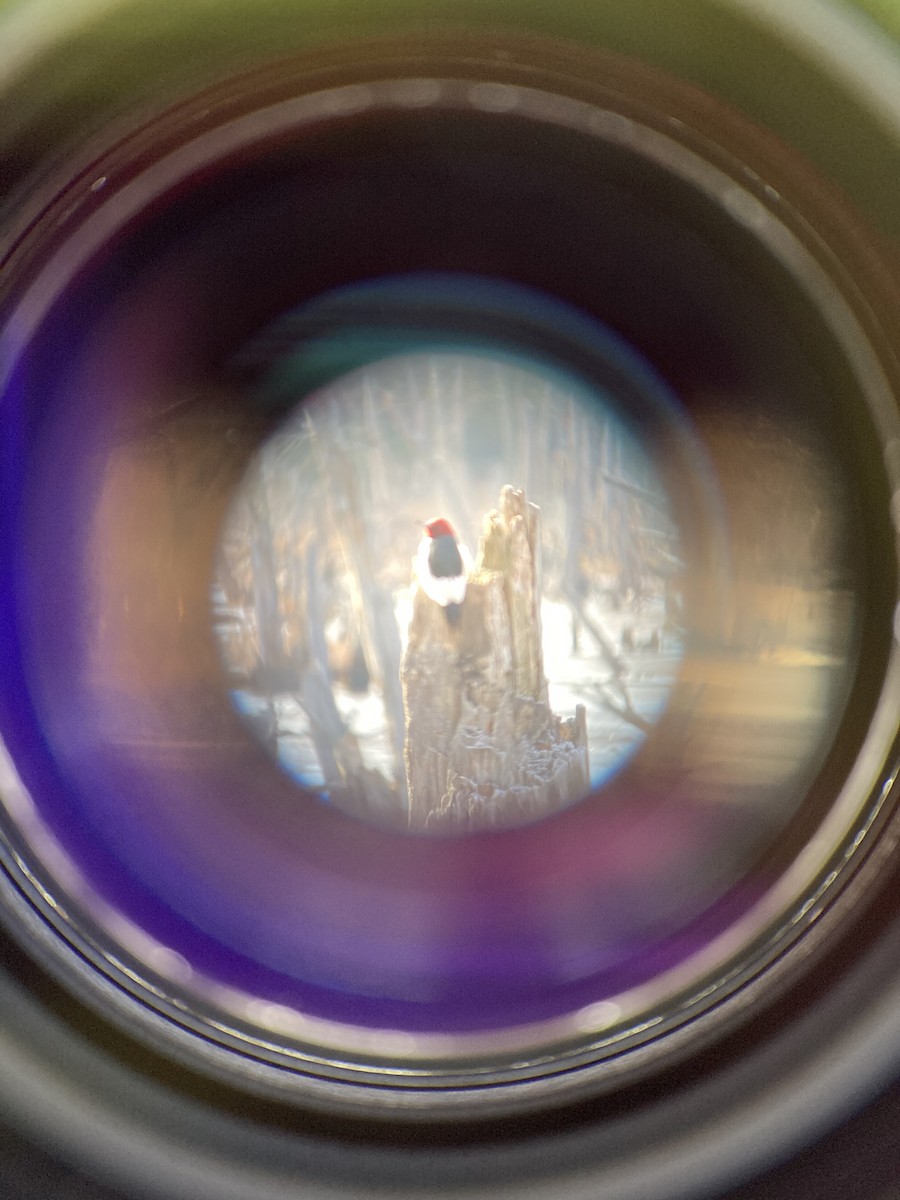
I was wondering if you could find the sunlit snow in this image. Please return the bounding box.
[233,591,680,793]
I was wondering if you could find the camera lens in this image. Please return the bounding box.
[1,5,899,1198]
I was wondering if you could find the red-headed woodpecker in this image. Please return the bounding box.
[416,517,473,625]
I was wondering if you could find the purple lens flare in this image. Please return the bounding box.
[0,76,892,1084]
[1,274,861,1043]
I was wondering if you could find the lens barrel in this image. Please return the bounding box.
[1,3,900,1199]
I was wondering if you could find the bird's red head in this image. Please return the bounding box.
[424,517,456,540]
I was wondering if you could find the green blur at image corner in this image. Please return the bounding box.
[858,0,900,35]
[2,0,900,251]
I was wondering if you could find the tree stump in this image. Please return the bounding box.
[299,537,404,829]
[401,486,590,833]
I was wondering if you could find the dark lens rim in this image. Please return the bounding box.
[1,36,899,1123]
[1,4,900,1198]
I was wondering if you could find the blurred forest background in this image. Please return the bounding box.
[212,351,683,822]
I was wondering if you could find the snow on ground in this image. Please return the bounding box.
[541,597,681,786]
[274,698,325,788]
[236,591,681,793]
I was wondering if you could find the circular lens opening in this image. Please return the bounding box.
[215,278,692,833]
[0,60,897,1112]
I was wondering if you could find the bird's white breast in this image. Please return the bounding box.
[415,538,472,607]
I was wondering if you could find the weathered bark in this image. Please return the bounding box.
[305,415,407,807]
[299,538,403,828]
[246,469,289,687]
[479,487,547,703]
[333,458,407,801]
[402,486,590,834]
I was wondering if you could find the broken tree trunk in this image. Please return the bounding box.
[299,537,403,829]
[401,486,590,834]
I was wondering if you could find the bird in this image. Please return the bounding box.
[416,517,473,625]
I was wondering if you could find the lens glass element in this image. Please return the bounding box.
[0,68,896,1103]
